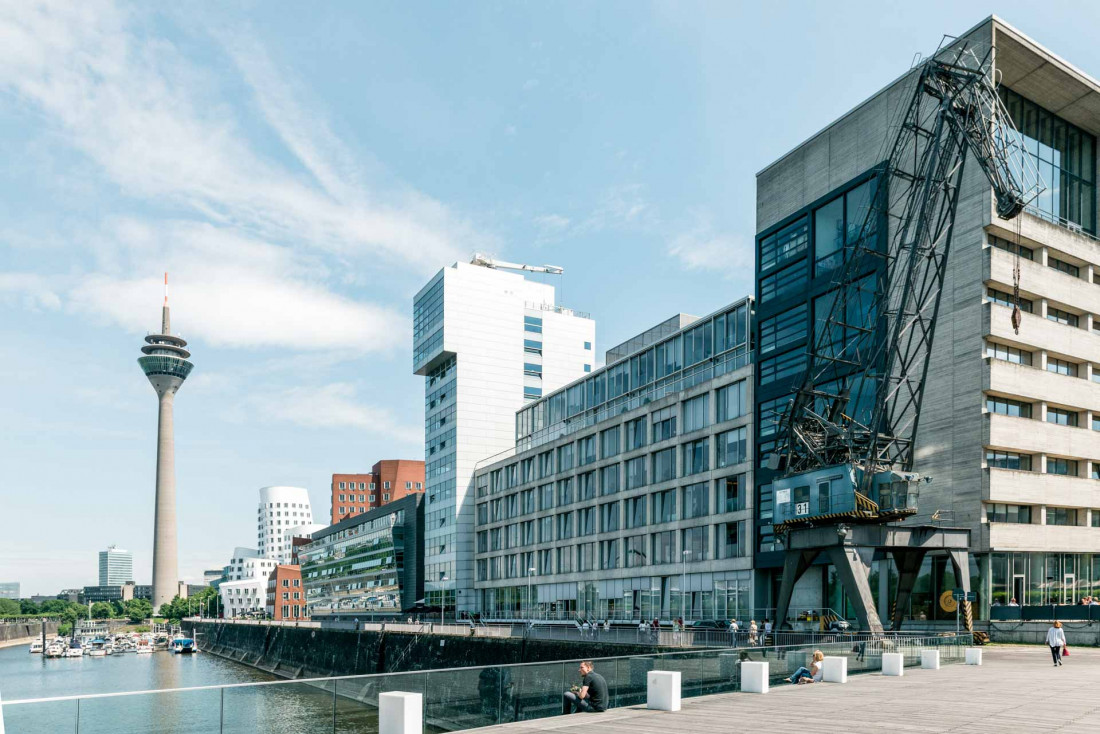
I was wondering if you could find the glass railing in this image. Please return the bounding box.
[1,634,968,734]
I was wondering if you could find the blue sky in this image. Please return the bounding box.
[2,1,1098,594]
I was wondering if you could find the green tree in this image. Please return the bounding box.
[39,600,68,614]
[0,598,19,616]
[124,599,153,624]
[60,603,88,627]
[90,602,113,619]
[20,599,39,615]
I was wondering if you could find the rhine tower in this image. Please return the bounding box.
[138,274,193,610]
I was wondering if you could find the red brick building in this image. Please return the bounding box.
[266,565,306,621]
[330,460,425,524]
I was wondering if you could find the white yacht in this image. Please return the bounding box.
[29,640,44,654]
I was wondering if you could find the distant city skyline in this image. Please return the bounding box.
[5,1,1100,594]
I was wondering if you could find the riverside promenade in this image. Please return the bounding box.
[470,646,1100,734]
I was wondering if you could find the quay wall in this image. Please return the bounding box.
[0,621,59,643]
[185,621,661,679]
[984,621,1100,646]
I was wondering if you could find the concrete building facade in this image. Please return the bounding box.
[473,299,754,621]
[413,260,595,613]
[98,546,134,586]
[754,17,1100,621]
[329,460,425,524]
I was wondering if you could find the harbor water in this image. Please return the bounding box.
[0,642,381,733]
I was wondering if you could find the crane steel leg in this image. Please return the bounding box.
[948,549,974,632]
[890,549,927,630]
[774,549,820,630]
[825,546,883,634]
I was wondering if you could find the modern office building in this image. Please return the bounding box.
[754,16,1100,622]
[203,569,224,587]
[256,486,317,564]
[266,565,307,621]
[413,259,596,613]
[473,299,754,621]
[330,460,426,524]
[0,583,19,599]
[138,276,194,610]
[98,546,134,586]
[299,493,424,618]
[219,547,278,618]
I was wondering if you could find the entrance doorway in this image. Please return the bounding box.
[1012,575,1025,605]
[1064,574,1076,605]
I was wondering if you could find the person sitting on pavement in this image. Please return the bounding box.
[787,650,825,684]
[562,661,608,714]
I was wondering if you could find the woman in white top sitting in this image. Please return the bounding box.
[787,650,825,684]
[1046,621,1067,666]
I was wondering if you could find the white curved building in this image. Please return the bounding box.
[257,486,315,564]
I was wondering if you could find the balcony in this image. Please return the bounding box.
[983,358,1100,408]
[983,412,1100,458]
[983,467,1100,507]
[986,246,1100,318]
[984,301,1100,364]
[988,521,1100,553]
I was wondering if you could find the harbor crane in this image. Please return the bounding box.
[768,36,1042,634]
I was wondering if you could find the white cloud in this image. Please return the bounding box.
[667,213,752,275]
[533,214,571,230]
[0,273,62,311]
[0,0,489,354]
[246,382,422,445]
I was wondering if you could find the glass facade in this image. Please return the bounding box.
[1000,87,1097,233]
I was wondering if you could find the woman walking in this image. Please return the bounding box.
[1046,620,1067,666]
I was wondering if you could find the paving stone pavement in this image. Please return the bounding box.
[468,645,1100,733]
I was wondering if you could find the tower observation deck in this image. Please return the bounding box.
[138,274,193,611]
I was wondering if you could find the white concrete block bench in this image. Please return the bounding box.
[921,649,940,670]
[822,656,848,683]
[965,647,983,665]
[881,652,904,676]
[647,670,681,711]
[741,661,769,694]
[380,691,422,734]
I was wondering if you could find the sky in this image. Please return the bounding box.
[3,0,1100,595]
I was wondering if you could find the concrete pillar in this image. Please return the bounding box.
[1038,350,1049,371]
[921,649,941,669]
[152,390,179,611]
[740,661,769,694]
[380,692,422,734]
[647,671,681,711]
[881,653,904,676]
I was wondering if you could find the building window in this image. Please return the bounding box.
[625,456,648,490]
[579,471,597,501]
[987,288,1033,313]
[578,435,597,465]
[557,478,573,506]
[760,261,808,304]
[1046,407,1078,427]
[557,444,575,472]
[1047,306,1079,327]
[539,516,553,543]
[716,427,748,468]
[538,450,554,478]
[652,407,676,443]
[1048,255,1081,278]
[652,448,676,484]
[718,475,743,512]
[716,380,747,423]
[523,362,543,377]
[651,530,675,565]
[626,417,647,451]
[600,539,619,570]
[539,483,554,510]
[652,489,676,524]
[339,494,345,502]
[600,501,620,533]
[759,216,809,272]
[523,339,543,355]
[985,342,1032,366]
[682,438,709,476]
[718,521,744,559]
[986,450,1032,471]
[384,482,391,489]
[682,481,708,519]
[584,341,592,350]
[600,425,621,459]
[524,316,543,334]
[600,465,620,495]
[1047,357,1078,377]
[760,304,808,356]
[625,496,647,529]
[339,482,346,490]
[625,535,647,567]
[759,349,807,386]
[578,507,596,536]
[682,526,707,561]
[986,396,1032,418]
[682,394,709,433]
[987,503,1032,524]
[1046,507,1080,526]
[988,234,1034,260]
[556,512,573,540]
[584,364,591,373]
[1046,457,1078,476]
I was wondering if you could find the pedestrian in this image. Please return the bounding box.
[729,618,739,645]
[562,661,609,714]
[1046,620,1067,666]
[353,617,359,632]
[749,619,758,646]
[787,650,825,684]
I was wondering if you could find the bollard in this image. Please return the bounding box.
[921,649,940,670]
[965,647,983,666]
[647,671,681,712]
[380,691,422,734]
[822,656,848,683]
[740,661,769,694]
[881,652,904,676]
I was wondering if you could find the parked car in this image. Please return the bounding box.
[827,619,852,632]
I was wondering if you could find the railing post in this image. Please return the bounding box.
[220,687,225,734]
[332,679,337,734]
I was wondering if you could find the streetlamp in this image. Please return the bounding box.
[682,549,691,621]
[527,567,537,621]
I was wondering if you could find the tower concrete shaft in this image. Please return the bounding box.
[139,276,193,612]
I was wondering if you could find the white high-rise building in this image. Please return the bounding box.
[220,486,317,617]
[98,545,134,586]
[413,258,596,613]
[256,486,315,564]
